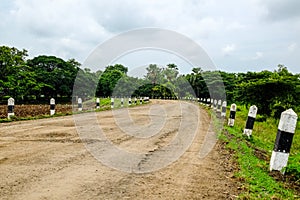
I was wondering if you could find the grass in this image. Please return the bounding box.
[206,104,300,199]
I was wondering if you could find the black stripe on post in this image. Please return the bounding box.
[8,105,14,113]
[50,104,55,110]
[78,103,82,108]
[229,110,236,119]
[273,130,294,153]
[222,106,226,113]
[96,102,100,107]
[245,116,255,129]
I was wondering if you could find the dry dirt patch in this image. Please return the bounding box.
[0,100,238,199]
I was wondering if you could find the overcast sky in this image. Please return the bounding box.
[1,0,300,73]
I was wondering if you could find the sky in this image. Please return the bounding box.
[1,0,300,74]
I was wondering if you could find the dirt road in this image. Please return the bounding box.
[0,100,236,199]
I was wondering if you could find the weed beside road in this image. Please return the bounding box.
[216,105,300,199]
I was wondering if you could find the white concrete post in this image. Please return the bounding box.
[207,98,211,107]
[50,98,55,115]
[78,98,82,111]
[7,97,15,119]
[129,97,132,106]
[96,98,100,109]
[111,97,114,109]
[228,104,237,127]
[217,100,222,113]
[140,97,142,105]
[121,98,124,107]
[211,99,214,108]
[270,109,297,172]
[134,97,137,105]
[243,105,258,137]
[221,101,227,117]
[214,99,217,111]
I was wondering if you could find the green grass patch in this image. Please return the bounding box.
[214,104,300,199]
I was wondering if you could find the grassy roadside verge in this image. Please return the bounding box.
[0,98,150,123]
[208,105,300,199]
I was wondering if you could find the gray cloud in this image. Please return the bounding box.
[263,0,300,21]
[90,1,155,33]
[0,0,299,73]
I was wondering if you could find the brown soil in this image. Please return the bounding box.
[0,100,238,199]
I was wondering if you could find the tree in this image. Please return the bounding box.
[235,66,300,117]
[145,64,163,85]
[27,55,79,100]
[164,63,179,82]
[0,46,29,100]
[96,64,128,97]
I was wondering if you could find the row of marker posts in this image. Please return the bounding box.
[199,98,227,118]
[5,95,298,172]
[7,97,57,118]
[96,97,149,109]
[5,97,150,119]
[198,97,298,173]
[109,97,148,109]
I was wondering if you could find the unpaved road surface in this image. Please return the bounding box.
[0,100,236,199]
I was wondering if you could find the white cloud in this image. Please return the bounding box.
[252,51,263,60]
[288,43,297,52]
[222,44,236,55]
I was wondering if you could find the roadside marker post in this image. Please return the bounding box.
[7,97,15,119]
[270,109,297,172]
[78,98,83,111]
[111,98,114,109]
[129,98,132,106]
[217,100,222,113]
[243,105,258,138]
[207,98,211,107]
[121,98,124,107]
[221,101,227,117]
[96,98,100,109]
[228,104,237,127]
[214,99,217,111]
[50,98,55,115]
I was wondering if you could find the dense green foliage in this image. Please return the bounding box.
[1,45,299,119]
[187,65,300,118]
[232,66,300,118]
[0,46,99,103]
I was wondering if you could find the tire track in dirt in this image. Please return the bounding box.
[0,100,237,199]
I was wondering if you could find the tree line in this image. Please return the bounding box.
[1,45,299,118]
